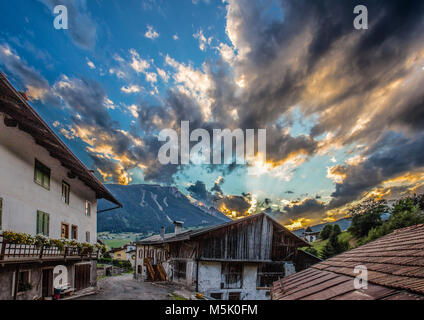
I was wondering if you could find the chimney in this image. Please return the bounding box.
[173,221,184,235]
[160,226,165,240]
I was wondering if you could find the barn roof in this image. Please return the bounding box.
[0,72,121,207]
[138,212,310,247]
[272,224,424,300]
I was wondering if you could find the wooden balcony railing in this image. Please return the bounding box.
[0,236,99,263]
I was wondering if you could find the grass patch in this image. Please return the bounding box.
[338,231,357,248]
[170,294,188,300]
[310,239,328,253]
[104,239,131,249]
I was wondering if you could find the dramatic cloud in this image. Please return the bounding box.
[4,0,424,226]
[39,0,97,50]
[0,43,58,104]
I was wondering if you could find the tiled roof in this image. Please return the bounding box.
[272,224,424,300]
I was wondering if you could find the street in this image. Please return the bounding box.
[77,273,174,300]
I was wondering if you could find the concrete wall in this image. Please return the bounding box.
[0,113,97,243]
[197,261,270,300]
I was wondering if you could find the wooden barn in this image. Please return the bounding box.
[136,213,320,300]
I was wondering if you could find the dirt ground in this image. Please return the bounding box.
[76,273,177,300]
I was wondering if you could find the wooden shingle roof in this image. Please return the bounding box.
[0,72,121,207]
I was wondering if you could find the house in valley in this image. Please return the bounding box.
[301,227,320,243]
[0,73,122,300]
[109,243,137,267]
[135,213,320,300]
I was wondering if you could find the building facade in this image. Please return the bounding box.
[136,213,321,300]
[0,73,121,300]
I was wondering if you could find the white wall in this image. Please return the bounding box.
[198,262,270,300]
[0,113,97,243]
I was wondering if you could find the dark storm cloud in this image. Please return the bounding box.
[221,195,251,216]
[265,126,317,164]
[186,179,252,217]
[223,0,424,133]
[282,198,326,221]
[211,177,224,196]
[0,44,58,105]
[329,132,424,208]
[54,77,116,129]
[39,0,97,50]
[187,181,214,204]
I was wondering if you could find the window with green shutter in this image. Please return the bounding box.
[34,159,50,190]
[36,211,50,236]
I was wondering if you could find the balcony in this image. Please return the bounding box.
[0,235,100,264]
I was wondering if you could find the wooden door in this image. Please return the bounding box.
[42,269,53,297]
[75,264,91,290]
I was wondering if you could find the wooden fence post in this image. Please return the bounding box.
[39,246,44,259]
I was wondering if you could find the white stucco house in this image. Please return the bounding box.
[0,72,121,300]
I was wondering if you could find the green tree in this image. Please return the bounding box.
[320,224,333,240]
[360,196,424,245]
[348,200,387,238]
[389,198,424,229]
[329,230,343,255]
[320,241,335,259]
[332,224,341,237]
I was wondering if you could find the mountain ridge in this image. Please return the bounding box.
[97,184,231,234]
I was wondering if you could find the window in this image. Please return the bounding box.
[0,197,3,230]
[36,211,50,236]
[71,225,78,240]
[17,271,31,293]
[85,201,91,217]
[137,265,142,274]
[228,292,241,300]
[62,181,70,204]
[210,293,223,300]
[61,223,69,239]
[34,159,50,190]
[221,263,243,289]
[256,263,285,288]
[139,249,144,259]
[174,261,187,280]
[85,231,90,243]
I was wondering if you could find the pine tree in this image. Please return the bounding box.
[320,241,335,259]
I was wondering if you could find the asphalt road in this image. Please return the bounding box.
[77,273,172,300]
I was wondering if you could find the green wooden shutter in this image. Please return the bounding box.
[0,198,3,230]
[36,211,41,234]
[44,213,50,237]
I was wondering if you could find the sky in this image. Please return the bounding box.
[1,0,424,230]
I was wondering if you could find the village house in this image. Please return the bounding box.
[109,243,137,268]
[0,73,121,300]
[135,213,320,300]
[301,227,320,243]
[272,224,424,300]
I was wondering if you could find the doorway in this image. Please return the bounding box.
[42,269,54,298]
[75,264,91,290]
